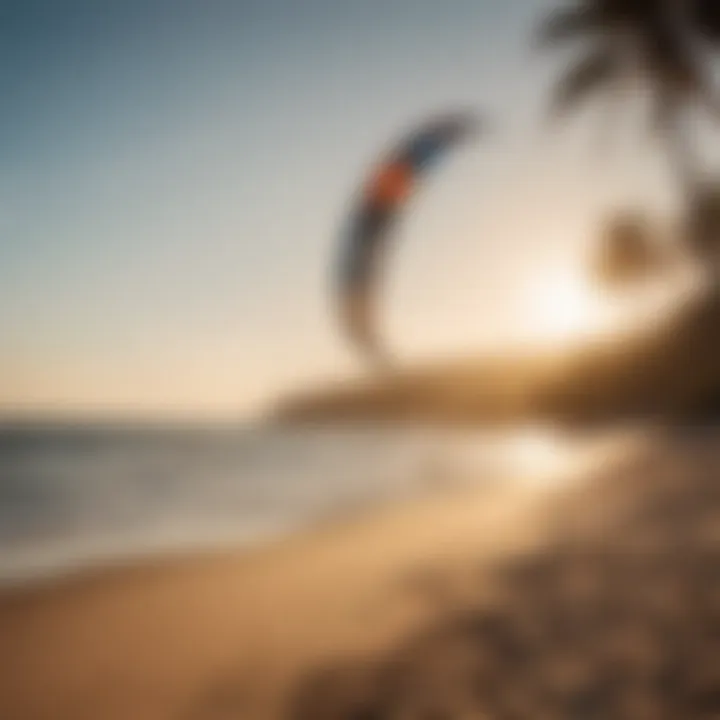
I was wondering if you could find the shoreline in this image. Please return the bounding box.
[0,477,564,720]
[0,423,637,593]
[0,474,494,592]
[0,475,548,597]
[0,429,649,719]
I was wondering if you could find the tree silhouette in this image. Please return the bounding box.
[539,0,720,270]
[539,0,719,190]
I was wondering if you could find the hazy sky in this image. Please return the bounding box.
[0,0,686,418]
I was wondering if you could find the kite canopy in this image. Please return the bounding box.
[337,111,483,365]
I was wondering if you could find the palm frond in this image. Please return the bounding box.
[549,48,620,118]
[537,3,603,47]
[691,0,720,43]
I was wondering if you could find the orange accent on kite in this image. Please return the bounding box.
[366,162,414,206]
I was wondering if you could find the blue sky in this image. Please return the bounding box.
[0,0,683,417]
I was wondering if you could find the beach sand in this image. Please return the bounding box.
[0,475,561,720]
[0,426,717,719]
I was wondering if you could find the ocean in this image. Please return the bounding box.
[0,422,631,586]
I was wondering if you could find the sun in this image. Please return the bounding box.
[522,265,611,346]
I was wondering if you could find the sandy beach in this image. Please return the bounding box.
[0,426,717,719]
[0,472,561,720]
[0,428,620,720]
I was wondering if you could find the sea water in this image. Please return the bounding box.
[0,421,632,585]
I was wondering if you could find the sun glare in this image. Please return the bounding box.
[523,266,610,346]
[519,256,703,351]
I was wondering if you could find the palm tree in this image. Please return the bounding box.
[538,0,720,266]
[539,0,719,190]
